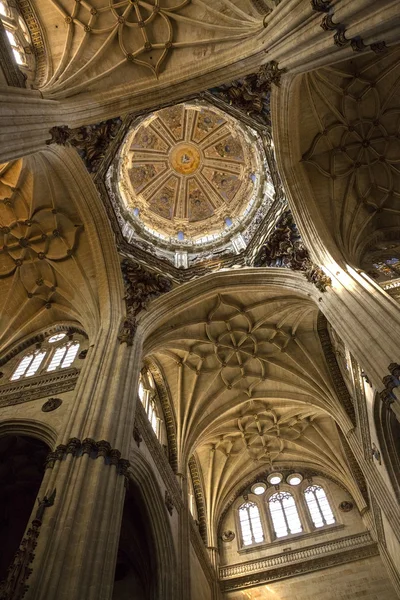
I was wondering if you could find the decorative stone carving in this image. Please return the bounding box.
[78,349,88,360]
[254,211,332,292]
[0,489,56,599]
[44,438,130,484]
[379,363,400,408]
[314,0,387,54]
[371,443,382,465]
[41,397,62,412]
[118,259,172,346]
[311,0,331,11]
[219,532,377,590]
[212,62,285,126]
[339,500,354,512]
[221,530,235,542]
[133,425,142,448]
[165,490,174,515]
[47,118,122,173]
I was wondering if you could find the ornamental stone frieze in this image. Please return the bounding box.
[118,258,172,345]
[219,531,377,591]
[254,211,332,292]
[45,438,130,484]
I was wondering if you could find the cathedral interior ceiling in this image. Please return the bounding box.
[117,102,263,245]
[0,153,100,352]
[33,0,272,99]
[144,290,359,530]
[299,46,400,268]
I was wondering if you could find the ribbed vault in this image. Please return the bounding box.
[290,45,400,268]
[143,281,362,543]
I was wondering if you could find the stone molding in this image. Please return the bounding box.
[16,0,49,87]
[45,438,130,483]
[188,456,208,545]
[146,358,178,473]
[317,313,356,424]
[0,368,79,408]
[134,401,183,511]
[219,531,378,590]
[311,0,388,54]
[189,519,216,585]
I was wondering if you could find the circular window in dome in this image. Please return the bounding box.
[251,482,266,495]
[117,102,264,251]
[287,473,303,486]
[48,333,67,343]
[267,472,283,486]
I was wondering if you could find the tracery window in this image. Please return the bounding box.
[304,485,335,528]
[0,0,29,66]
[268,491,302,538]
[238,502,264,546]
[10,332,82,381]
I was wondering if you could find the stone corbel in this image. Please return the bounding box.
[380,364,400,421]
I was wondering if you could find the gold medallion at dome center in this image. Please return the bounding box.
[169,143,201,175]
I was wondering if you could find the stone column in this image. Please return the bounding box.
[22,328,143,600]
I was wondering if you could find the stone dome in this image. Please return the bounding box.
[117,102,264,247]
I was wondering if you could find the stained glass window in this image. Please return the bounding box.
[238,502,264,546]
[268,491,302,538]
[304,485,335,528]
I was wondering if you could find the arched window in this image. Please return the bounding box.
[304,485,335,528]
[0,1,29,66]
[238,501,264,546]
[268,491,302,538]
[9,332,83,381]
[138,372,160,438]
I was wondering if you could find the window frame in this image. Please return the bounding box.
[236,498,265,547]
[0,1,30,68]
[233,478,341,550]
[7,331,85,382]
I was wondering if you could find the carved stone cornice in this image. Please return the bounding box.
[118,259,172,346]
[219,532,377,590]
[134,401,183,511]
[47,119,122,174]
[45,438,130,485]
[254,211,332,292]
[317,314,356,424]
[0,368,80,408]
[188,455,208,545]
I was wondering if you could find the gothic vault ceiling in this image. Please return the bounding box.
[144,288,361,538]
[34,0,272,97]
[0,152,100,350]
[299,46,400,268]
[118,103,262,244]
